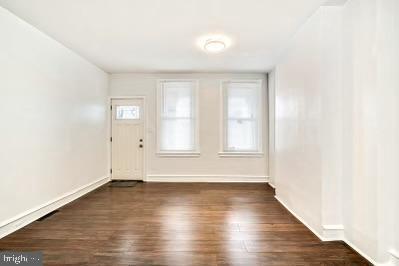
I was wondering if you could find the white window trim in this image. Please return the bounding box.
[218,152,264,157]
[156,79,200,157]
[156,152,201,157]
[219,79,263,157]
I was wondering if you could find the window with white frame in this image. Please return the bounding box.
[157,80,199,154]
[221,80,262,154]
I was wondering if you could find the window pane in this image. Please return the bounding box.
[227,84,258,119]
[162,82,193,118]
[159,80,197,152]
[116,105,140,120]
[161,119,194,151]
[223,81,261,152]
[227,119,258,151]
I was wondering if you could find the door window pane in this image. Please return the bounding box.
[116,106,140,120]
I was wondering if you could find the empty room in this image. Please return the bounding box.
[0,0,398,265]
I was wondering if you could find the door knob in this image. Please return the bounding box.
[139,144,143,148]
[139,139,143,142]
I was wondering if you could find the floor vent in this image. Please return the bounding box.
[36,210,59,221]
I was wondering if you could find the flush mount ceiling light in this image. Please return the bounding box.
[204,39,226,53]
[198,35,232,54]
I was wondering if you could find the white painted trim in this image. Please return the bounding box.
[156,79,200,155]
[275,195,377,265]
[390,250,399,260]
[344,238,378,265]
[109,96,146,100]
[142,96,148,181]
[275,195,326,241]
[156,152,200,157]
[110,96,148,181]
[218,152,264,158]
[0,176,110,239]
[219,82,224,153]
[322,224,344,240]
[146,174,269,183]
[322,224,344,230]
[268,182,275,189]
[389,249,399,265]
[267,70,276,184]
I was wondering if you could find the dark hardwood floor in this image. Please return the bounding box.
[0,183,370,265]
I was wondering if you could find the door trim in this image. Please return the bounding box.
[109,96,147,181]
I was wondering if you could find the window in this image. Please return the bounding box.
[157,80,199,155]
[220,80,263,156]
[116,105,140,120]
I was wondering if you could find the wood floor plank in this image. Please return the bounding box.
[0,182,371,265]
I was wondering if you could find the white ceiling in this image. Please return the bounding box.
[0,0,326,73]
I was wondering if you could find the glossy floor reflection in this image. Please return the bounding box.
[0,183,370,265]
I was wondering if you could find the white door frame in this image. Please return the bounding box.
[109,96,147,181]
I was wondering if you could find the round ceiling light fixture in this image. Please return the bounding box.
[198,34,232,53]
[204,39,226,53]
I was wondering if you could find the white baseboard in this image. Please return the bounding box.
[388,249,399,266]
[322,224,345,241]
[275,195,378,265]
[274,195,325,241]
[344,238,378,265]
[0,176,110,239]
[146,174,269,183]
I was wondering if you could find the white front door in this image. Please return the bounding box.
[111,98,144,180]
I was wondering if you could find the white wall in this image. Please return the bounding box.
[341,0,380,259]
[274,7,345,235]
[274,0,399,264]
[377,1,399,262]
[267,72,276,187]
[319,7,344,233]
[274,8,325,235]
[109,73,268,180]
[341,0,399,263]
[0,7,109,232]
[339,0,399,263]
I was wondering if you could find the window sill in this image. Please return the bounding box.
[218,152,264,158]
[157,152,201,158]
